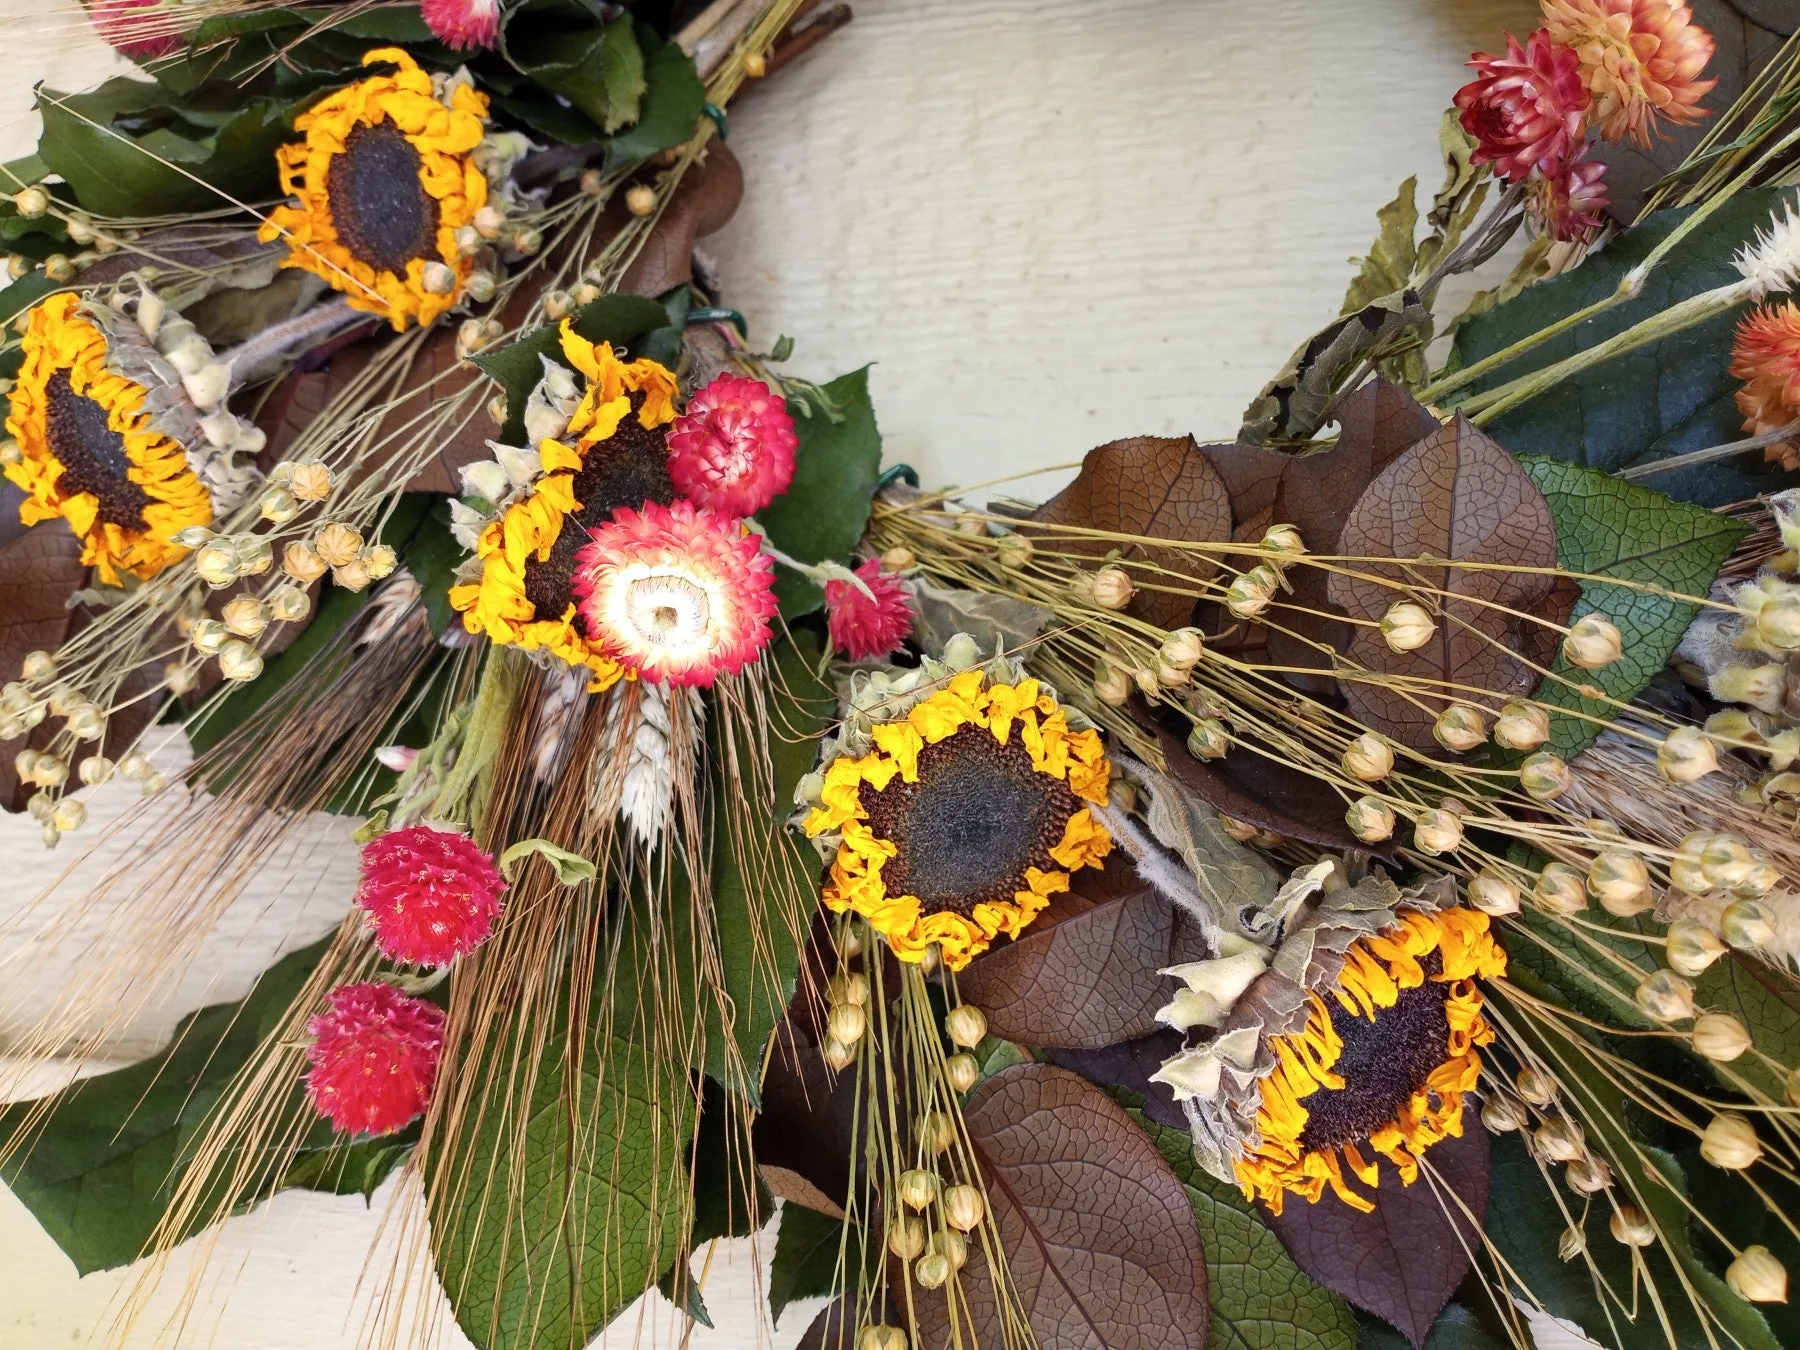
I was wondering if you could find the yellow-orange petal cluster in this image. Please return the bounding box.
[1731,301,1800,472]
[1235,906,1507,1215]
[260,48,489,330]
[4,293,210,584]
[561,322,679,447]
[802,669,1113,970]
[1541,0,1716,147]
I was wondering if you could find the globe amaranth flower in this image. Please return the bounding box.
[449,325,682,688]
[1528,154,1610,242]
[304,982,446,1136]
[422,0,501,51]
[573,499,777,687]
[89,0,183,59]
[1454,29,1590,182]
[802,664,1112,969]
[355,825,506,967]
[1152,870,1505,1215]
[666,372,799,517]
[260,48,489,330]
[1541,0,1716,147]
[1730,302,1800,472]
[826,558,914,661]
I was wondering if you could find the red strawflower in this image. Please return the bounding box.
[1454,29,1590,182]
[1528,155,1610,242]
[666,373,799,518]
[421,0,501,51]
[355,825,506,968]
[825,558,913,661]
[304,983,446,1137]
[1730,302,1800,471]
[574,499,778,686]
[89,0,184,60]
[1542,0,1716,147]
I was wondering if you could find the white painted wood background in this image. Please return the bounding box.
[0,1,1555,1346]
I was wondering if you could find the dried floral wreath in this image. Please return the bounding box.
[2,3,1800,1350]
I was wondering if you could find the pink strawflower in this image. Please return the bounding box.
[421,0,501,51]
[666,373,799,518]
[1528,155,1610,242]
[89,0,184,60]
[1454,29,1590,182]
[304,983,446,1137]
[574,499,778,686]
[1542,0,1716,147]
[825,558,913,661]
[355,825,506,968]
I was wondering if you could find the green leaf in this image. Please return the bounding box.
[1449,189,1798,506]
[1692,955,1800,1103]
[1516,458,1745,760]
[503,15,645,136]
[768,1203,843,1325]
[472,293,670,445]
[1354,1304,1505,1350]
[498,837,597,885]
[603,29,705,168]
[281,1136,415,1201]
[757,368,884,616]
[1130,1107,1358,1350]
[0,937,330,1274]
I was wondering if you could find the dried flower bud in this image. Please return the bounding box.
[1567,1155,1613,1195]
[116,750,152,781]
[1412,808,1464,856]
[828,972,869,1007]
[217,639,264,682]
[77,755,112,786]
[24,789,51,822]
[1518,1066,1557,1106]
[945,1053,980,1093]
[859,1327,906,1350]
[1259,522,1304,556]
[1666,918,1727,976]
[1536,863,1587,916]
[823,998,867,1045]
[896,1169,938,1211]
[1494,700,1551,751]
[1701,835,1755,889]
[1469,872,1521,917]
[1563,613,1623,668]
[1082,565,1133,610]
[313,523,364,569]
[259,486,298,524]
[913,1252,950,1290]
[919,1110,957,1155]
[222,595,269,638]
[929,1229,968,1271]
[1659,727,1718,783]
[994,532,1033,569]
[233,535,272,576]
[332,561,371,592]
[283,541,328,583]
[942,1184,985,1232]
[1187,718,1230,761]
[190,618,228,656]
[821,1038,856,1071]
[1610,1204,1656,1248]
[1341,732,1394,782]
[1159,627,1204,673]
[140,770,167,795]
[12,185,49,218]
[1225,563,1280,618]
[945,1005,987,1049]
[881,546,916,572]
[1587,851,1651,916]
[1700,1112,1762,1170]
[1535,1115,1584,1163]
[269,585,312,624]
[1519,752,1572,801]
[1712,662,1785,713]
[163,661,196,696]
[887,1216,926,1260]
[20,650,55,681]
[363,544,398,580]
[1346,795,1396,843]
[1481,1095,1527,1133]
[1769,728,1800,772]
[39,822,58,849]
[625,184,656,216]
[1689,1013,1751,1066]
[1433,703,1489,753]
[1721,898,1775,950]
[1634,969,1695,1023]
[1727,1246,1788,1303]
[194,539,239,587]
[30,753,66,787]
[1559,1227,1587,1262]
[1734,860,1781,898]
[50,797,85,832]
[1092,659,1132,708]
[288,462,333,503]
[1380,601,1436,653]
[65,702,104,741]
[1706,709,1762,746]
[464,271,497,304]
[1756,593,1800,650]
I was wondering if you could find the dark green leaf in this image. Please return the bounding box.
[603,29,705,168]
[282,1136,415,1201]
[768,1203,843,1325]
[1449,189,1799,505]
[1354,1304,1505,1350]
[0,937,330,1274]
[1516,458,1745,759]
[504,15,645,135]
[757,368,883,616]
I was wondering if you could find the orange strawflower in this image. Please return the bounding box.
[1541,0,1716,147]
[1730,302,1800,472]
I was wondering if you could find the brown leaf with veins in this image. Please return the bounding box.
[958,859,1206,1050]
[616,143,744,299]
[1032,435,1231,631]
[1263,1125,1488,1349]
[753,1014,858,1218]
[911,1064,1208,1350]
[1196,441,1289,542]
[1327,416,1559,752]
[0,525,86,809]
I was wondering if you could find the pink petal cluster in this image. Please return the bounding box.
[421,0,501,52]
[304,983,446,1137]
[89,0,184,60]
[666,373,799,518]
[1528,155,1610,242]
[1454,29,1590,182]
[355,825,506,968]
[1542,0,1716,147]
[574,499,778,686]
[825,558,913,662]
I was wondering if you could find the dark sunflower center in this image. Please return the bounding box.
[326,119,440,274]
[522,393,675,635]
[1297,951,1450,1153]
[859,722,1079,916]
[44,370,152,531]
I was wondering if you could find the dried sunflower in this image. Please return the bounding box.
[4,293,233,583]
[261,47,490,330]
[448,323,682,688]
[801,649,1113,969]
[1153,867,1505,1214]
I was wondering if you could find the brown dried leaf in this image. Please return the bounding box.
[912,1064,1209,1350]
[753,1015,858,1217]
[1327,417,1559,752]
[617,143,744,299]
[1263,1125,1489,1349]
[957,863,1207,1050]
[1196,441,1289,542]
[1032,435,1231,631]
[0,525,86,810]
[1238,294,1431,444]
